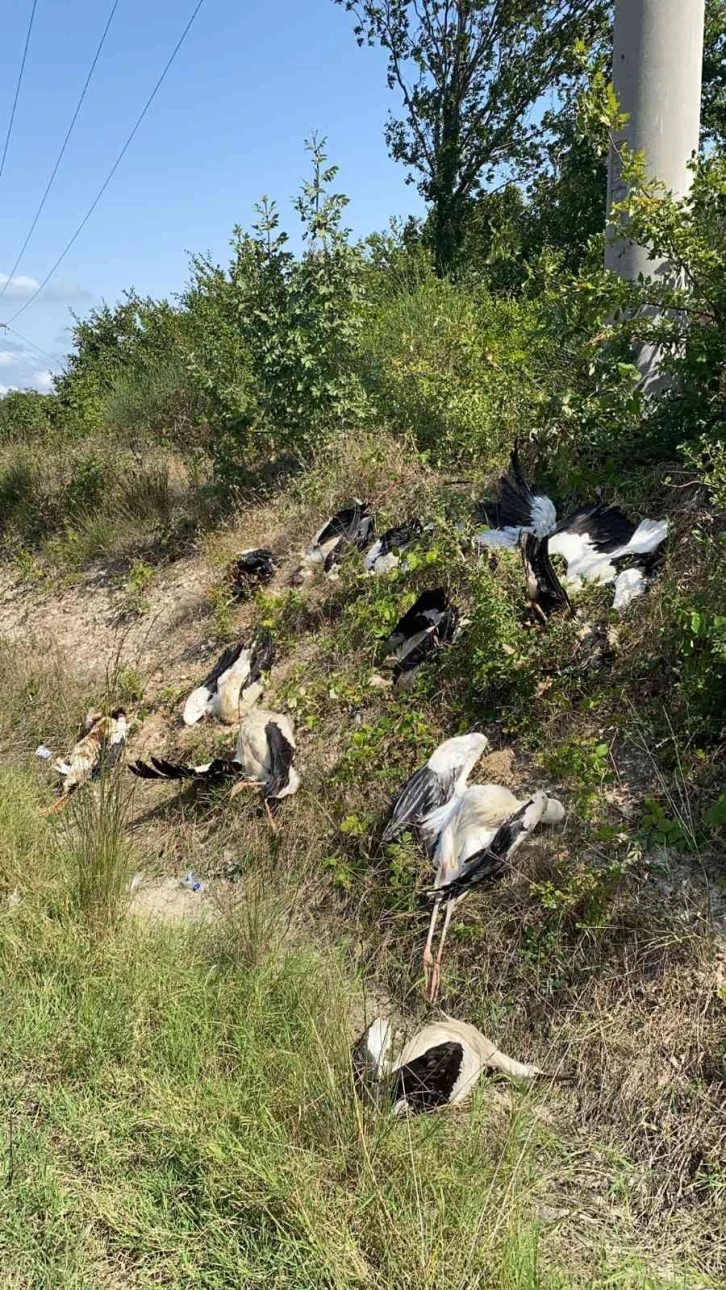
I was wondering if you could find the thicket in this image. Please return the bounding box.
[1,6,726,726]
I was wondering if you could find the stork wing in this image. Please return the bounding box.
[382,588,449,652]
[430,793,547,903]
[476,445,556,540]
[246,631,275,689]
[128,757,239,782]
[314,501,371,549]
[390,1041,464,1113]
[382,765,451,843]
[522,534,572,619]
[552,503,635,554]
[263,722,295,799]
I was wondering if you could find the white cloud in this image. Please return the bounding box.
[33,370,54,392]
[0,272,90,302]
[0,350,20,365]
[0,384,18,396]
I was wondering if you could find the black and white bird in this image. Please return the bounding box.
[129,707,299,825]
[41,708,127,815]
[302,500,374,575]
[382,732,489,846]
[353,1015,543,1115]
[364,519,423,575]
[230,548,277,597]
[182,633,274,727]
[475,448,668,612]
[381,588,459,688]
[421,785,565,1000]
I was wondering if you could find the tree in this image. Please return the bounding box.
[335,0,608,274]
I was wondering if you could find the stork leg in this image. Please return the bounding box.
[422,900,441,994]
[40,794,71,817]
[229,779,264,800]
[428,897,456,1003]
[263,798,279,833]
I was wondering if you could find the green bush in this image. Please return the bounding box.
[0,388,54,442]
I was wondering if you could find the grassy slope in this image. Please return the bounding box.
[0,432,723,1289]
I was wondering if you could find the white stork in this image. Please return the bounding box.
[128,707,299,827]
[381,587,459,688]
[182,632,274,726]
[382,732,489,846]
[302,500,374,575]
[364,519,423,575]
[41,708,127,815]
[353,1015,543,1114]
[422,785,565,1000]
[475,447,668,612]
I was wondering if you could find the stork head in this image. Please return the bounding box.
[541,795,565,825]
[353,1016,393,1087]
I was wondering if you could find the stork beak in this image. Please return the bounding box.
[230,779,264,800]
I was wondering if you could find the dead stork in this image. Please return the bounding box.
[353,1015,543,1114]
[230,548,277,597]
[381,587,459,689]
[382,732,489,846]
[40,708,127,815]
[182,632,274,726]
[422,785,565,1000]
[364,519,423,576]
[128,707,299,827]
[302,499,374,575]
[475,447,668,612]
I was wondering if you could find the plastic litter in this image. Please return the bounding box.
[35,745,53,760]
[182,869,207,894]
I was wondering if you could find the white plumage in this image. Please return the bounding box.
[129,708,299,816]
[422,784,565,1000]
[354,1015,542,1115]
[382,732,489,846]
[231,707,300,801]
[183,636,273,727]
[475,448,668,611]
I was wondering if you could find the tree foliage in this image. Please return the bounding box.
[335,0,608,273]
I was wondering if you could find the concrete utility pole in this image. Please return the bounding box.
[605,0,705,387]
[605,0,705,282]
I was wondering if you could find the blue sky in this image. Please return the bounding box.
[0,0,424,392]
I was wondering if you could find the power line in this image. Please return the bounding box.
[0,0,39,185]
[3,0,207,326]
[0,0,120,303]
[0,324,59,365]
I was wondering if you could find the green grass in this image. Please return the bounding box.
[0,767,694,1290]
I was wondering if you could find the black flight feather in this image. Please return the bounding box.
[390,1042,464,1112]
[383,587,450,650]
[429,798,534,904]
[263,722,295,799]
[200,641,245,692]
[382,764,450,843]
[522,534,572,620]
[316,501,373,548]
[128,756,239,782]
[553,503,635,553]
[376,519,423,558]
[476,444,540,530]
[247,631,275,688]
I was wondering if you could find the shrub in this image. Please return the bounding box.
[0,389,54,442]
